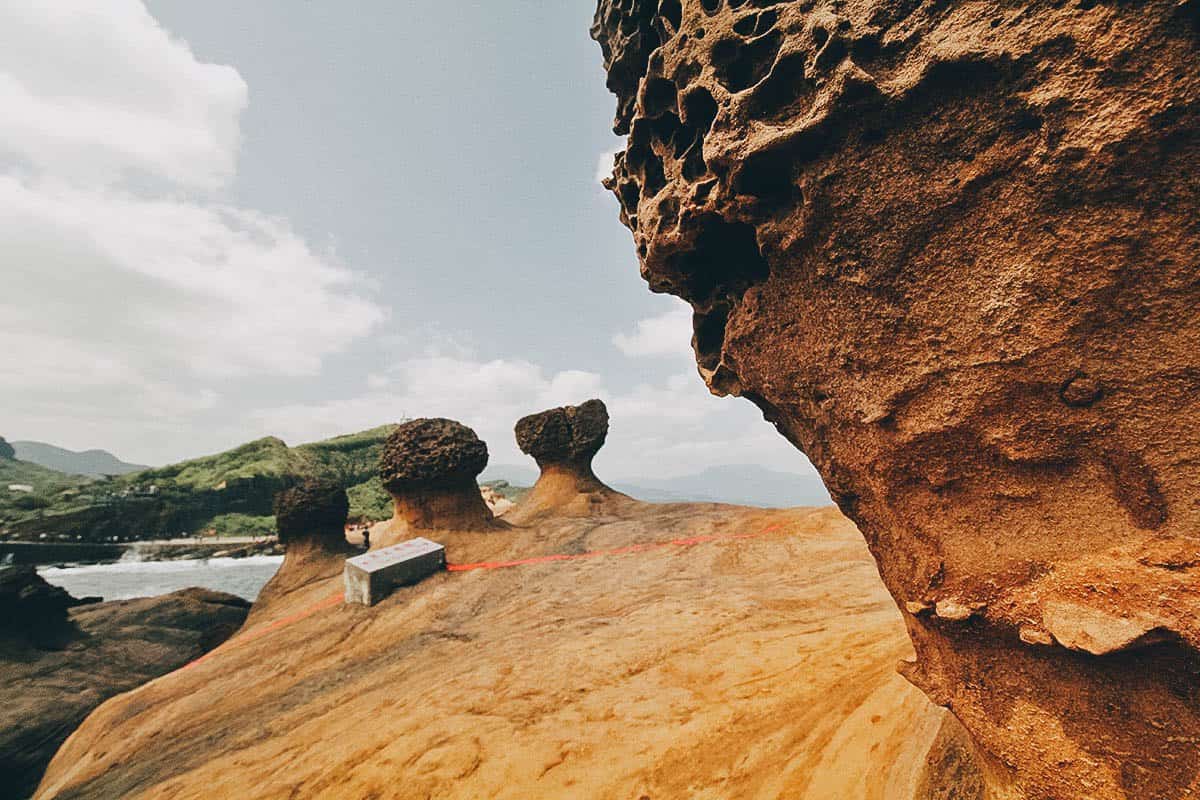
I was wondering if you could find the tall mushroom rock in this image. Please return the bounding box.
[506,399,630,524]
[249,479,353,621]
[592,2,1200,798]
[374,418,498,541]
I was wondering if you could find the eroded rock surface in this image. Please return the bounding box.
[508,400,631,524]
[274,480,351,546]
[250,481,355,625]
[592,2,1200,798]
[1,578,248,798]
[375,419,499,541]
[514,398,610,469]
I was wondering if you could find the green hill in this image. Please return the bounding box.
[0,426,400,543]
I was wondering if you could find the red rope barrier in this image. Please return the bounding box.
[446,523,784,572]
[178,522,788,671]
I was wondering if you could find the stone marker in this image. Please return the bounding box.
[343,538,446,606]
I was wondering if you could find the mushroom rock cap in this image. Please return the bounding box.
[515,399,609,467]
[273,480,349,544]
[380,418,488,493]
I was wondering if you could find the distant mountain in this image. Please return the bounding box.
[12,442,148,478]
[617,464,830,508]
[481,462,830,508]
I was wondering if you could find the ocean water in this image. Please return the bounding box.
[38,555,284,602]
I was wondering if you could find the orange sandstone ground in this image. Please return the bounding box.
[35,501,979,800]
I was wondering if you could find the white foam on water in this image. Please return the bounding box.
[38,555,284,601]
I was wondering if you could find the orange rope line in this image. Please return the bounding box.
[445,523,784,572]
[179,522,788,671]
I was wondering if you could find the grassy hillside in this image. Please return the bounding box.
[0,426,402,543]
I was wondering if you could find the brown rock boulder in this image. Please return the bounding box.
[251,481,354,623]
[374,419,500,542]
[0,583,248,797]
[507,400,633,524]
[273,480,351,546]
[592,2,1200,798]
[514,398,610,469]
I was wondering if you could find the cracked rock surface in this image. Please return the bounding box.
[515,399,609,468]
[592,1,1200,798]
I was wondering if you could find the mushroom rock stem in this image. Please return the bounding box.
[387,479,495,533]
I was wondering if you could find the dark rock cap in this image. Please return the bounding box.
[0,437,13,460]
[515,399,609,466]
[273,480,349,544]
[379,418,489,492]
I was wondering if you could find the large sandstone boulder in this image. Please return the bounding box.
[592,2,1200,798]
[507,400,633,524]
[373,419,500,541]
[0,577,248,797]
[273,480,351,546]
[380,418,489,493]
[514,399,610,469]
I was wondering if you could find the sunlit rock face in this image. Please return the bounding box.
[592,2,1200,798]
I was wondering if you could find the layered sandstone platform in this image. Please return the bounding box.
[592,1,1200,798]
[34,504,979,800]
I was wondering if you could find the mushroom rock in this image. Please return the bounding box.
[251,480,354,620]
[592,2,1200,798]
[374,418,501,542]
[506,399,633,524]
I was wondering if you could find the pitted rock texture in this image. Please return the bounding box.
[593,2,1200,799]
[379,419,489,492]
[273,480,350,545]
[514,399,610,468]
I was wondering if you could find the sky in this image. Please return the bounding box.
[0,0,827,492]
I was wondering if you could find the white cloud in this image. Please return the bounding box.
[0,1,384,462]
[0,177,383,382]
[251,347,811,480]
[612,304,693,358]
[0,1,246,189]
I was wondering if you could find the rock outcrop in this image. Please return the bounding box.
[0,573,248,798]
[33,505,982,800]
[374,419,501,542]
[592,2,1200,798]
[249,481,355,624]
[507,400,633,523]
[0,566,79,644]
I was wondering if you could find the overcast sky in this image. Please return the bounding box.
[0,0,826,491]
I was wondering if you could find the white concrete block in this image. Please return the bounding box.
[344,537,446,606]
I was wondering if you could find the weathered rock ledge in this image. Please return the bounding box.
[592,1,1200,797]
